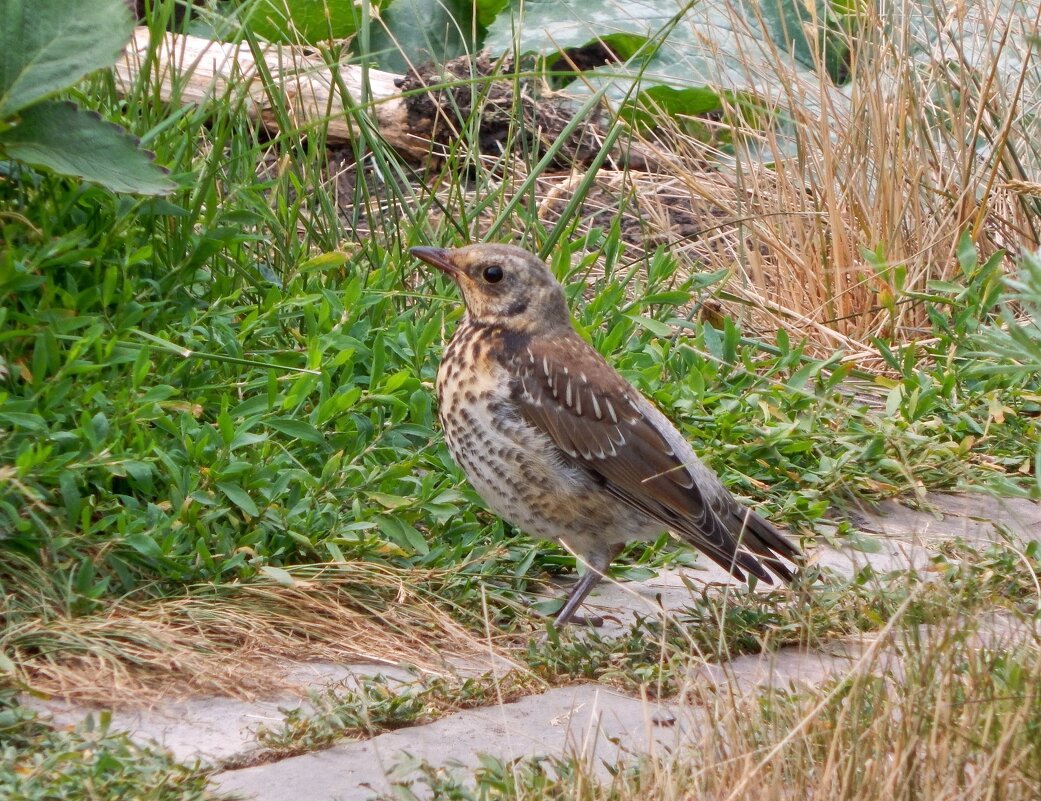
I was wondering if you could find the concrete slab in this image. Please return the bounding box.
[23,662,420,764]
[213,684,687,801]
[690,640,874,694]
[849,493,1040,545]
[217,611,1041,801]
[555,510,937,634]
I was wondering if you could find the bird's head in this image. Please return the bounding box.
[411,244,570,332]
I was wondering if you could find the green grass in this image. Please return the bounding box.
[2,0,1041,796]
[2,3,1038,615]
[0,690,219,801]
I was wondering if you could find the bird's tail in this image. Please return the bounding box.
[731,507,801,583]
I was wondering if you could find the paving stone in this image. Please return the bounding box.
[23,663,419,764]
[573,516,934,634]
[849,492,1040,545]
[690,640,875,693]
[213,684,688,801]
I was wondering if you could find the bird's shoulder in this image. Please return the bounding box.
[500,330,688,476]
[503,332,643,428]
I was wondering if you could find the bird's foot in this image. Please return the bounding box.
[556,611,605,628]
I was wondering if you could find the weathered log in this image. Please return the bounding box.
[114,27,647,168]
[114,27,427,156]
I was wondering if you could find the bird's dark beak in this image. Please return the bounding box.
[410,246,459,278]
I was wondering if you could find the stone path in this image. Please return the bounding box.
[23,493,1041,800]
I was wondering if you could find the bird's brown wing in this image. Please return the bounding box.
[509,333,797,583]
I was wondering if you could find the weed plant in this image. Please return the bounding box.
[0,689,217,800]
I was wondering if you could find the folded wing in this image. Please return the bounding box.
[508,333,799,583]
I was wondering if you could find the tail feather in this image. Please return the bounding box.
[729,507,801,583]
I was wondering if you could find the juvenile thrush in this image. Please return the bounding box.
[412,243,800,625]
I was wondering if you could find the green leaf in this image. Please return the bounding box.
[476,0,511,27]
[59,472,82,520]
[267,417,325,444]
[485,0,673,54]
[369,0,478,73]
[0,0,133,117]
[702,322,722,359]
[957,230,979,274]
[376,515,429,556]
[0,411,47,431]
[624,84,722,127]
[298,251,349,272]
[640,289,696,306]
[123,532,164,561]
[367,492,413,511]
[0,101,174,195]
[925,280,965,295]
[91,411,110,442]
[756,0,851,82]
[217,481,260,517]
[484,0,851,112]
[246,0,388,44]
[626,314,672,337]
[122,460,153,484]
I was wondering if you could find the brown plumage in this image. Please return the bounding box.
[412,243,801,625]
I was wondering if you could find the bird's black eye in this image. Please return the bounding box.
[482,265,504,283]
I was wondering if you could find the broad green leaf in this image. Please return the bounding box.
[267,417,325,443]
[245,0,388,44]
[217,481,260,517]
[376,515,430,556]
[0,0,133,117]
[485,0,674,54]
[475,0,510,28]
[756,0,850,79]
[0,101,175,195]
[484,0,848,116]
[369,0,478,73]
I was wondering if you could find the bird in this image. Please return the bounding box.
[411,243,801,626]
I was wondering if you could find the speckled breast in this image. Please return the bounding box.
[435,320,587,540]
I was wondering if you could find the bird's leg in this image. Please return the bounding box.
[554,543,625,627]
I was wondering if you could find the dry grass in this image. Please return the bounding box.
[627,2,1040,351]
[402,1,1040,359]
[471,604,1041,801]
[665,619,1041,800]
[1,558,513,704]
